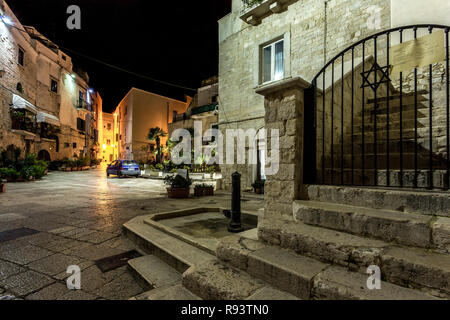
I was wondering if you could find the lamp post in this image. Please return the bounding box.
[228,172,244,233]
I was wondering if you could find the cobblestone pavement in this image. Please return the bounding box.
[0,168,264,300]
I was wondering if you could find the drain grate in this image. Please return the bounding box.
[95,250,142,273]
[0,227,40,243]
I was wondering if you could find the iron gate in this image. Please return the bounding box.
[304,25,450,190]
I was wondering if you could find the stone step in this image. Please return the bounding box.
[217,235,326,299]
[323,153,447,170]
[366,90,428,104]
[128,255,182,290]
[306,184,450,217]
[132,283,201,300]
[317,168,450,189]
[123,216,215,273]
[293,200,435,248]
[312,266,438,300]
[258,218,450,298]
[182,259,266,300]
[216,234,437,300]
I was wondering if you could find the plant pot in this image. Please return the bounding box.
[167,187,190,199]
[203,187,214,196]
[254,188,263,194]
[44,169,48,176]
[194,188,204,197]
[0,184,6,193]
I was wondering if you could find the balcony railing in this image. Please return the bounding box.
[40,124,61,140]
[191,103,218,116]
[10,110,38,134]
[75,99,92,111]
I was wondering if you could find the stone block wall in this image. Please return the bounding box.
[218,0,391,190]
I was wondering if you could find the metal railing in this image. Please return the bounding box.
[305,25,450,190]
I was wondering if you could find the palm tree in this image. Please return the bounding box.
[147,127,167,164]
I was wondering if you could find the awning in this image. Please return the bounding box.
[12,94,38,114]
[36,112,60,126]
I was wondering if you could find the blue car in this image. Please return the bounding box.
[107,160,141,178]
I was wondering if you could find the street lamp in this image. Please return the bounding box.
[0,15,13,25]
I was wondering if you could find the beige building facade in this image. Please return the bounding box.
[0,1,101,162]
[101,112,117,163]
[168,77,219,157]
[114,88,189,162]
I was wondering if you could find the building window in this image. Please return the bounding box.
[262,39,284,84]
[150,144,155,152]
[116,134,119,141]
[50,79,58,93]
[73,143,77,149]
[77,118,86,132]
[16,83,23,93]
[106,139,111,145]
[18,47,24,66]
[124,106,128,115]
[107,123,112,130]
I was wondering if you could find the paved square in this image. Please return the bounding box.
[0,168,263,300]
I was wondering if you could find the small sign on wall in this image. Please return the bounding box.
[391,30,446,74]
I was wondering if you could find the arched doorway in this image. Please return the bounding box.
[38,150,51,162]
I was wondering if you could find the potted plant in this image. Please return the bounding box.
[164,174,192,199]
[0,179,6,193]
[194,184,204,197]
[252,180,265,195]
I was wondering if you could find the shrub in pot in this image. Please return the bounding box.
[252,180,265,194]
[164,174,192,199]
[194,183,214,197]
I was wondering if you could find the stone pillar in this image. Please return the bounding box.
[256,77,310,219]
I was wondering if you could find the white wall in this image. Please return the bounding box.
[391,0,450,27]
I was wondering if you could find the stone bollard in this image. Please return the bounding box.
[228,172,244,233]
[0,179,6,193]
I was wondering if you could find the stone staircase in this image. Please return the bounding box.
[321,89,449,187]
[123,186,449,300]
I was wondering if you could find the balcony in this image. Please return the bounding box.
[39,123,61,141]
[10,109,38,136]
[240,0,298,26]
[75,99,92,112]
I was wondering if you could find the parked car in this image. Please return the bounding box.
[107,160,141,178]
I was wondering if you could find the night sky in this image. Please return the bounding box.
[7,0,231,112]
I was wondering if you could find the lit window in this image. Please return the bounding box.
[50,79,58,93]
[18,47,24,66]
[262,39,284,84]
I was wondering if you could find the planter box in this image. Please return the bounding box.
[190,173,204,180]
[167,187,190,199]
[194,187,215,197]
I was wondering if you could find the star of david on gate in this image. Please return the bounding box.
[361,63,391,91]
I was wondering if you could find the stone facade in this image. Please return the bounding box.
[114,88,189,162]
[218,0,450,192]
[0,1,100,162]
[101,112,117,163]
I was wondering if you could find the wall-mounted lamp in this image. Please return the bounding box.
[0,15,13,25]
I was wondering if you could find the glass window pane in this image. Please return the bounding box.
[274,40,284,81]
[262,45,272,83]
